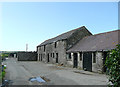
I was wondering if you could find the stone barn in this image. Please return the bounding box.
[17,51,37,61]
[67,30,120,73]
[37,26,92,65]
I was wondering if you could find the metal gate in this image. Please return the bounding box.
[83,52,92,71]
[73,53,78,68]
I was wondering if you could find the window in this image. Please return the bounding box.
[93,52,96,63]
[51,53,52,57]
[68,53,71,60]
[55,42,57,48]
[53,53,54,58]
[80,52,82,61]
[44,45,46,52]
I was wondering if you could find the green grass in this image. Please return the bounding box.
[0,71,6,84]
[4,67,6,69]
[0,66,6,81]
[2,71,5,78]
[2,66,6,78]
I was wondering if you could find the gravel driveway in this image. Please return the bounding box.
[3,58,108,85]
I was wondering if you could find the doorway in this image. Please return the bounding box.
[56,53,58,63]
[47,54,49,62]
[103,52,108,72]
[73,53,78,68]
[83,52,92,72]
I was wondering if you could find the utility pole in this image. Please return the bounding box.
[26,44,28,52]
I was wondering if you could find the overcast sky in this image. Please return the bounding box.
[0,2,118,51]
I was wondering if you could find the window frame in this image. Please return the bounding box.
[55,42,57,48]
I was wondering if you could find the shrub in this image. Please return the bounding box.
[2,71,5,78]
[105,44,120,86]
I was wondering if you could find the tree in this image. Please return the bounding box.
[105,44,120,86]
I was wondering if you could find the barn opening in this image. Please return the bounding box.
[83,52,92,72]
[103,52,108,72]
[47,54,49,62]
[56,53,58,63]
[73,53,78,68]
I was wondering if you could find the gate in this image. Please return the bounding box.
[83,52,92,71]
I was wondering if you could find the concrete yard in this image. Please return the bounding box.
[3,58,108,85]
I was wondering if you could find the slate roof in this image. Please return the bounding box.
[37,26,91,46]
[67,30,120,52]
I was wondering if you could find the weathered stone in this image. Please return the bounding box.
[17,52,37,61]
[37,26,92,66]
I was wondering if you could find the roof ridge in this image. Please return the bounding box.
[38,26,86,46]
[93,29,120,36]
[67,29,119,52]
[78,29,119,42]
[53,26,86,38]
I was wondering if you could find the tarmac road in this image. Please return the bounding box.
[3,58,108,85]
[3,58,41,85]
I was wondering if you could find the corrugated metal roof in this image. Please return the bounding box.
[37,26,90,46]
[67,30,120,52]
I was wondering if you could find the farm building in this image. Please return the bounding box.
[67,29,120,73]
[37,26,92,65]
[37,25,119,73]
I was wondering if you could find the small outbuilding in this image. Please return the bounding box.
[67,30,120,73]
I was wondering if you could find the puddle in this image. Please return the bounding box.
[29,76,50,83]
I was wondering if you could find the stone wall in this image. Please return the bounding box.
[38,40,67,65]
[37,27,92,66]
[66,53,73,67]
[78,52,83,69]
[94,52,103,73]
[17,52,37,61]
[66,27,92,50]
[67,51,104,73]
